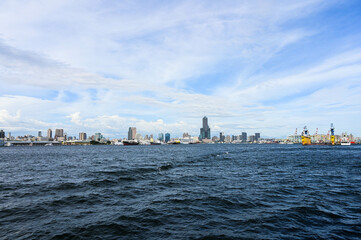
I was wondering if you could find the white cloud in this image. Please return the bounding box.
[1,0,360,137]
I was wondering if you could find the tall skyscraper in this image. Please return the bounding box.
[0,130,5,139]
[128,127,136,140]
[79,132,87,140]
[158,133,164,142]
[255,133,260,142]
[200,116,211,140]
[47,129,52,139]
[242,132,247,142]
[38,131,42,137]
[95,133,102,141]
[55,129,64,138]
[220,132,225,142]
[165,133,170,143]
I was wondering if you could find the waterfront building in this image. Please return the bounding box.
[95,133,102,141]
[0,130,5,139]
[7,132,11,139]
[38,131,42,137]
[165,133,170,143]
[255,133,260,142]
[242,132,247,142]
[79,132,87,140]
[249,135,255,142]
[47,129,52,139]
[200,116,211,140]
[183,132,190,138]
[135,133,142,141]
[55,129,64,139]
[220,132,225,142]
[128,127,136,140]
[225,135,231,143]
[158,133,164,142]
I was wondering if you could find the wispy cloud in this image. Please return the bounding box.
[1,0,360,137]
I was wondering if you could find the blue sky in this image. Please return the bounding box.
[1,0,361,138]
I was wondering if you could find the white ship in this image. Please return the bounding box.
[341,133,351,146]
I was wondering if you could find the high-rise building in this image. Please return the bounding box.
[0,130,5,139]
[200,116,211,140]
[249,135,255,142]
[55,129,64,139]
[47,129,52,139]
[242,132,247,142]
[183,132,190,138]
[158,133,164,142]
[79,132,87,140]
[94,133,102,141]
[255,133,260,142]
[165,133,170,143]
[7,132,11,139]
[38,131,42,137]
[128,127,136,140]
[220,132,225,142]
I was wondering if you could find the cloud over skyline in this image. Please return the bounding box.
[1,0,361,138]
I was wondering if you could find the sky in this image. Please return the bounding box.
[1,0,361,138]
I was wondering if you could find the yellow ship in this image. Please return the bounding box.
[302,126,311,145]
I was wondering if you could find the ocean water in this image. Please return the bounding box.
[0,144,360,239]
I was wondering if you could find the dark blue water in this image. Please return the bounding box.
[1,144,361,239]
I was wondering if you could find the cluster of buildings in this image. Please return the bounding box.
[0,116,265,146]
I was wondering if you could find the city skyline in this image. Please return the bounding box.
[1,1,361,137]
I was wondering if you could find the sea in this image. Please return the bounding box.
[1,144,360,239]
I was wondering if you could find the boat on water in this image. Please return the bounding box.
[301,126,311,145]
[150,141,161,145]
[122,140,139,145]
[44,143,53,146]
[341,133,351,146]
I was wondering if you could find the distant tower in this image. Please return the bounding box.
[38,131,42,137]
[255,133,260,142]
[95,133,102,141]
[220,132,225,142]
[55,129,64,138]
[128,127,136,140]
[242,132,247,142]
[79,132,87,140]
[200,116,211,140]
[158,133,164,142]
[165,133,170,143]
[0,130,5,139]
[47,129,52,139]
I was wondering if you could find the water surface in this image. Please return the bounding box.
[1,144,360,239]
